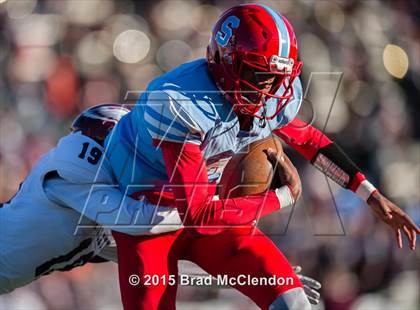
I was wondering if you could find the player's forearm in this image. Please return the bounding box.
[274,117,377,201]
[43,173,182,235]
[160,142,292,235]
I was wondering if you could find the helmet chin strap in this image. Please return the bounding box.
[258,98,267,128]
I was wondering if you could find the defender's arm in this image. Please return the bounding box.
[43,172,182,236]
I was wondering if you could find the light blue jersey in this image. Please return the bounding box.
[105,59,302,193]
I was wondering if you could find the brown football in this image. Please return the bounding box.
[218,136,283,199]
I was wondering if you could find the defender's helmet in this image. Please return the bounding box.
[71,104,130,145]
[207,4,302,119]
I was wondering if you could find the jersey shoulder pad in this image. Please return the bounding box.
[142,60,221,144]
[274,77,303,128]
[143,90,204,144]
[51,132,114,184]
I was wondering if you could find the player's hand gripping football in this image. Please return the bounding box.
[367,191,420,250]
[293,265,321,305]
[267,148,302,203]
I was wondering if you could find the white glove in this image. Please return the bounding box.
[293,265,321,305]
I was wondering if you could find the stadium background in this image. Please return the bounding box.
[0,0,418,309]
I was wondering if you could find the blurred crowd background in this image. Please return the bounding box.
[0,0,419,309]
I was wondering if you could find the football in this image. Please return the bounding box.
[218,136,283,199]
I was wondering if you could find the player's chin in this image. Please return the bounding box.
[241,93,260,105]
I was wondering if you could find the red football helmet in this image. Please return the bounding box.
[71,103,130,145]
[207,4,302,120]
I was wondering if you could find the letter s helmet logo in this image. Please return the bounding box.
[216,16,240,47]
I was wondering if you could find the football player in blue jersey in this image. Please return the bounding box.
[104,4,419,310]
[0,104,320,305]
